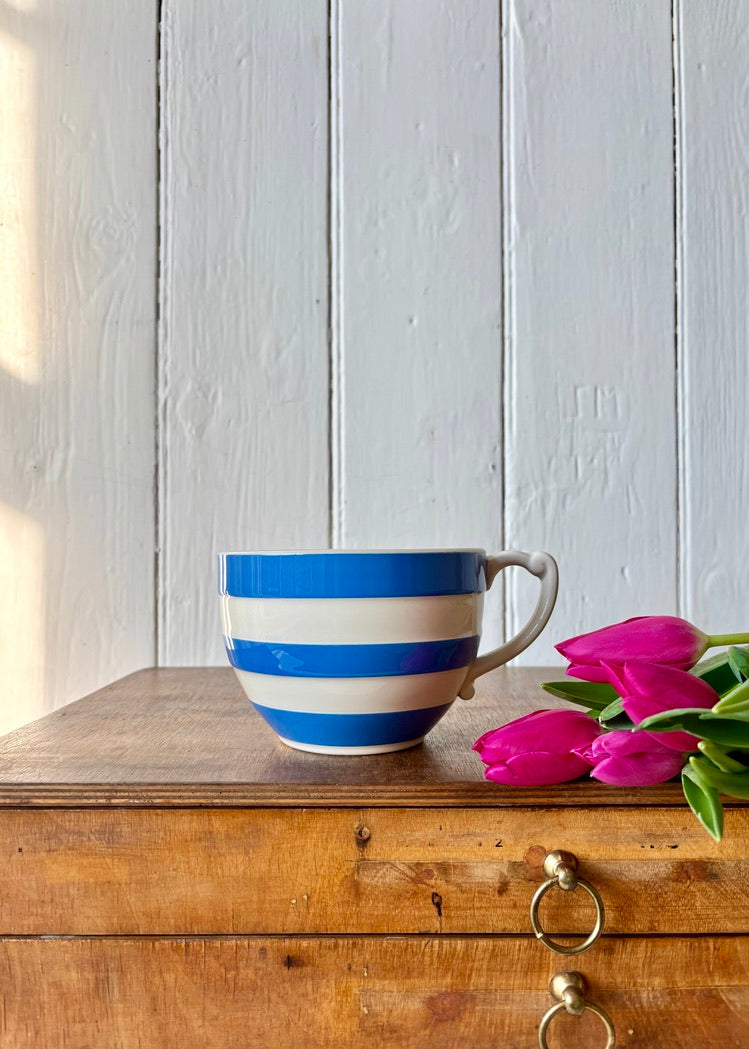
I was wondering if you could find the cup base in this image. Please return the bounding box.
[278,736,425,756]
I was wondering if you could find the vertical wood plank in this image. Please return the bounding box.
[678,1,749,632]
[160,1,330,664]
[504,0,677,661]
[338,1,504,648]
[0,2,156,734]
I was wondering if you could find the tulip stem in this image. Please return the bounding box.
[706,634,749,648]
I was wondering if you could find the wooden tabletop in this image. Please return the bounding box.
[0,666,696,808]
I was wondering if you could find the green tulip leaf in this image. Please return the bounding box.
[682,765,724,842]
[697,740,749,774]
[593,696,636,729]
[728,646,749,683]
[706,710,749,724]
[598,697,625,721]
[540,681,618,711]
[601,711,637,730]
[713,677,749,715]
[636,708,714,732]
[692,651,739,695]
[692,717,749,748]
[688,755,749,800]
[638,710,749,747]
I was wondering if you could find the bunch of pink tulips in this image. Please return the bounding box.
[473,616,749,840]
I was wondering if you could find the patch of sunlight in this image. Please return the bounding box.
[0,18,38,384]
[0,503,44,736]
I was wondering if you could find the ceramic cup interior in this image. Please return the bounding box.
[217,549,558,756]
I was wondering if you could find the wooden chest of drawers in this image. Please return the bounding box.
[1,667,748,1047]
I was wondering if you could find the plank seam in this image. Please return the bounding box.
[0,791,709,809]
[671,0,683,616]
[328,0,345,549]
[0,933,730,942]
[672,0,687,618]
[154,0,164,668]
[156,1,172,663]
[500,0,513,643]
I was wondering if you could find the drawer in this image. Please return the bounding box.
[1,935,748,1049]
[2,807,749,935]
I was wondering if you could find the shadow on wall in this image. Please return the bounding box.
[1,0,46,735]
[0,0,156,736]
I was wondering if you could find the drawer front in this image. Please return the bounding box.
[2,807,749,935]
[1,935,748,1049]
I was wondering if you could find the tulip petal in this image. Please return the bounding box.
[472,710,549,756]
[484,752,593,786]
[614,662,717,751]
[556,616,708,674]
[620,661,717,711]
[566,664,612,683]
[590,750,685,786]
[583,728,688,785]
[623,710,699,752]
[600,662,628,695]
[473,709,601,765]
[583,729,669,759]
[572,740,596,763]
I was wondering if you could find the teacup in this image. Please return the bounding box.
[218,549,558,755]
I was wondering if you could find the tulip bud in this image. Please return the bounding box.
[578,729,686,786]
[473,709,602,786]
[603,661,717,752]
[556,616,709,683]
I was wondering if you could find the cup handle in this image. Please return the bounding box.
[458,550,559,699]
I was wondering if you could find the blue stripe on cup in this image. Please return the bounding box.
[224,636,480,678]
[252,702,453,748]
[218,551,486,599]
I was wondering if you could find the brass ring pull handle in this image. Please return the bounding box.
[530,849,605,955]
[538,971,615,1049]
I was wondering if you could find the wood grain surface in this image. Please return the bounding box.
[2,664,747,1047]
[0,666,725,808]
[1,935,747,1049]
[2,805,748,936]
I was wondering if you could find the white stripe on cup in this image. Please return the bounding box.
[278,737,424,755]
[221,593,483,645]
[233,666,467,714]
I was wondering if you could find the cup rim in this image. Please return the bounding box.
[217,548,486,556]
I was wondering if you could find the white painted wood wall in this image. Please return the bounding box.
[1,0,747,735]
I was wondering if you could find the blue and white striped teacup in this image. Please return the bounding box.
[218,549,558,755]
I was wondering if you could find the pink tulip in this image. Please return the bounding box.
[556,616,708,683]
[603,661,716,752]
[576,729,686,786]
[473,709,603,786]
